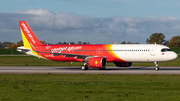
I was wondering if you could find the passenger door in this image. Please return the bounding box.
[151,46,156,56]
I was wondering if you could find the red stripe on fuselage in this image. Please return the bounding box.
[38,44,126,62]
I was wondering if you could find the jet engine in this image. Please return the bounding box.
[88,57,107,68]
[114,62,132,67]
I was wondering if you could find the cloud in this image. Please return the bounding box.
[13,9,54,15]
[0,9,180,44]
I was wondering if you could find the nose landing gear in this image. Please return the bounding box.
[154,62,159,71]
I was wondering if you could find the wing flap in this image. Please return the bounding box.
[36,51,90,59]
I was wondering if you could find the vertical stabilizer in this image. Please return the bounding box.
[19,21,43,50]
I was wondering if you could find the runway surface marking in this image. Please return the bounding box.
[0,66,180,74]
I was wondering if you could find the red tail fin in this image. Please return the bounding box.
[19,21,43,48]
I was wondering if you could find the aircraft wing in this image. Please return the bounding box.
[53,53,90,59]
[35,51,91,59]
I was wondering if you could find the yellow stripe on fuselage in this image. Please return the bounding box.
[104,44,125,61]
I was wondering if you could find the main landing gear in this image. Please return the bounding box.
[81,63,88,70]
[80,63,106,70]
[154,62,159,71]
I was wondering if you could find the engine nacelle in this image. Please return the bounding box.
[88,57,107,68]
[114,62,132,67]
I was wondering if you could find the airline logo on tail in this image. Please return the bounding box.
[21,22,36,44]
[21,22,30,33]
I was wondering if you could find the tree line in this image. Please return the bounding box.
[0,41,90,49]
[0,41,23,49]
[121,33,180,47]
[146,33,180,47]
[0,33,180,49]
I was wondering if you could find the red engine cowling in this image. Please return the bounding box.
[114,62,132,67]
[88,57,107,68]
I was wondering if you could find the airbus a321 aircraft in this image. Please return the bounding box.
[17,21,178,71]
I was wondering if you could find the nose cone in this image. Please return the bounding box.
[171,52,178,60]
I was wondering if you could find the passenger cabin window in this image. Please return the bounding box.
[161,48,172,52]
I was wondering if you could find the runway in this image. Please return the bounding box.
[0,66,180,74]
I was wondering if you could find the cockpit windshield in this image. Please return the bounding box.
[161,48,172,52]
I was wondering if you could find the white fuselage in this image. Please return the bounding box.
[112,44,177,62]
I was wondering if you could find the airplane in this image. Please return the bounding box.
[17,21,178,71]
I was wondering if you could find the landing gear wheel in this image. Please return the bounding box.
[154,62,160,71]
[81,65,85,70]
[81,65,88,70]
[155,67,159,71]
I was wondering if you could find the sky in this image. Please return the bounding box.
[0,0,180,44]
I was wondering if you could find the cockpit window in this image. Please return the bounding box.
[161,48,172,52]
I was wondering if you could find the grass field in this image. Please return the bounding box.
[0,74,180,101]
[0,48,180,101]
[0,55,179,66]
